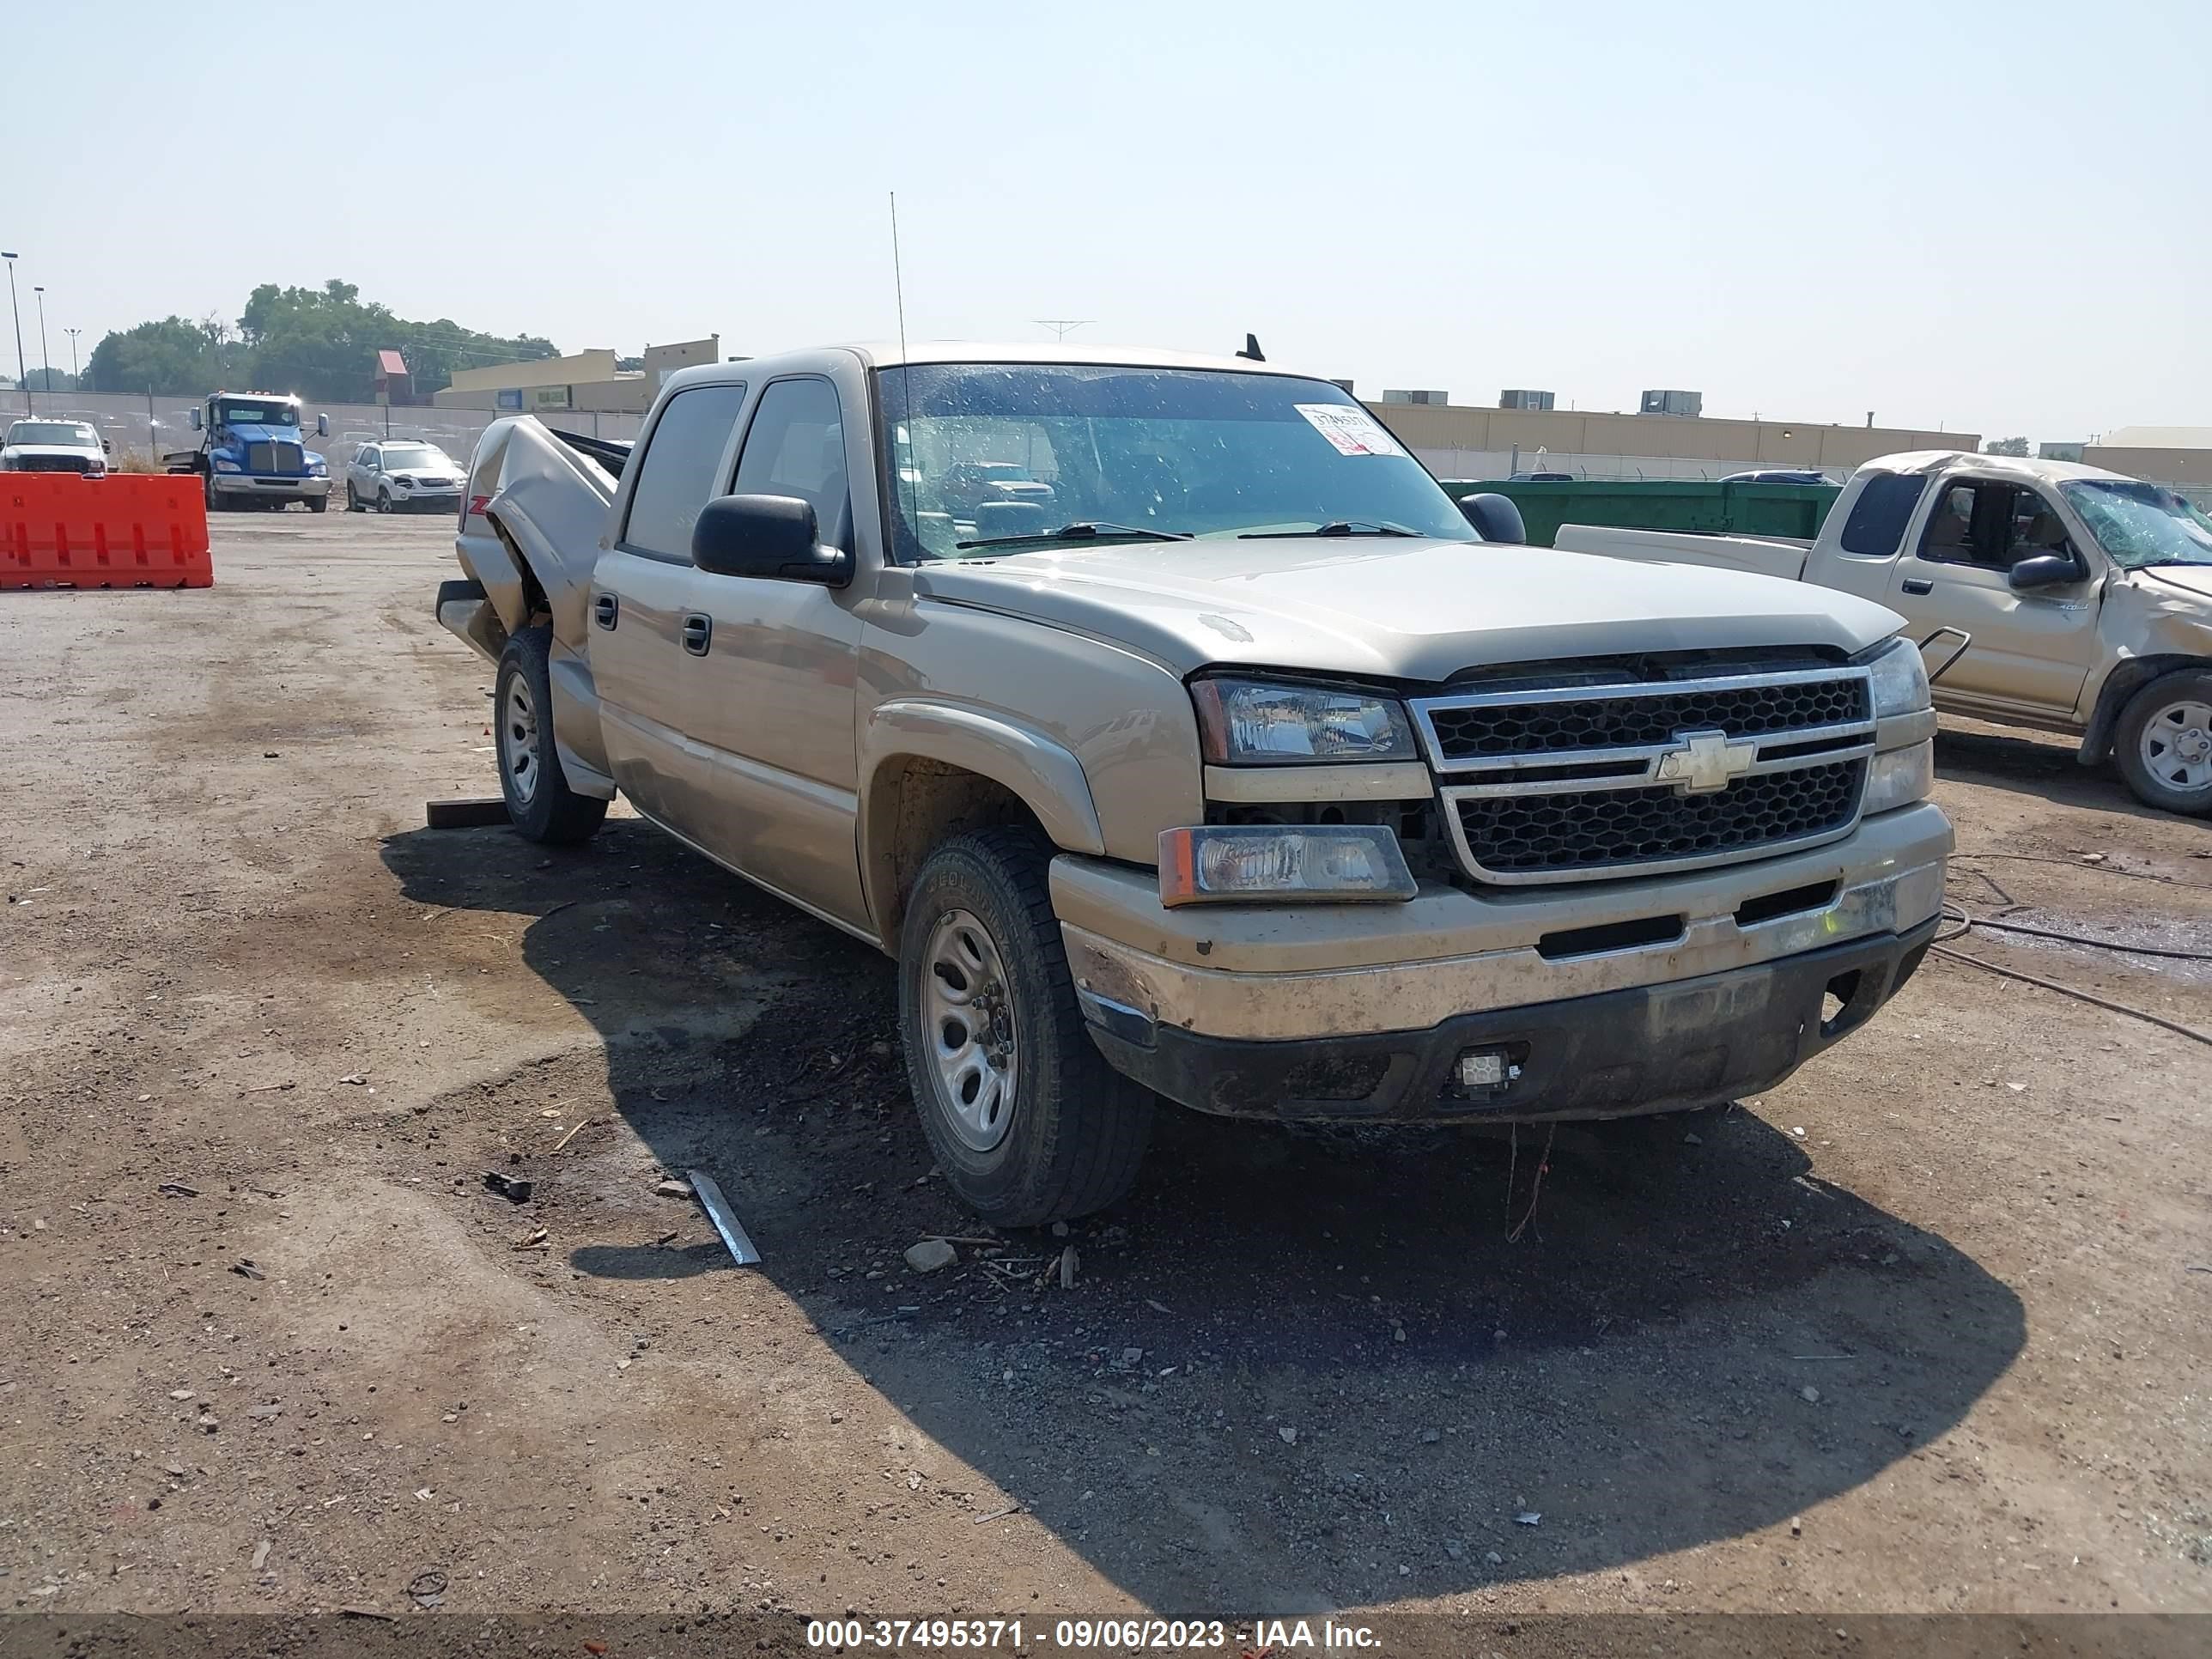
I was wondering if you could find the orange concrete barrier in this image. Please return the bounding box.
[0,475,212,590]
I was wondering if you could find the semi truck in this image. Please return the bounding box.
[165,392,332,513]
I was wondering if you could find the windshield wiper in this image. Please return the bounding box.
[1238,520,1420,539]
[956,520,1194,550]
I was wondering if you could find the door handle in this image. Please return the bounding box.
[593,592,619,629]
[680,612,713,656]
[1900,578,1934,595]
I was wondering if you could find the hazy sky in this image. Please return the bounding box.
[7,0,2204,443]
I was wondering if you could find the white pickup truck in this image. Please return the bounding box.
[1555,451,2212,814]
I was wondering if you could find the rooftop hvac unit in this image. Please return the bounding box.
[1380,389,1448,405]
[1498,389,1555,411]
[1639,389,1703,417]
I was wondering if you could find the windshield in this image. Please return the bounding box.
[876,363,1474,561]
[379,444,453,471]
[6,422,97,447]
[216,401,300,428]
[2061,480,2212,569]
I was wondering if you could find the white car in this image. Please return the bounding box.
[345,441,467,514]
[1,418,109,477]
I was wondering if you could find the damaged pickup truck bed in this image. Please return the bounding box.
[437,343,1953,1225]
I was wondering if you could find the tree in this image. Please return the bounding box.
[85,316,228,394]
[1983,436,2031,457]
[83,280,560,402]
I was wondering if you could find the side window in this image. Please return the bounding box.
[1838,472,1926,557]
[730,378,851,548]
[360,447,378,470]
[1917,482,2005,568]
[2004,489,2074,565]
[620,382,750,559]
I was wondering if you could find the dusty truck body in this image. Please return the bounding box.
[437,344,1952,1225]
[1555,452,2212,814]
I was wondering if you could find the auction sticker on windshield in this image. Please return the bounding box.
[1295,404,1405,458]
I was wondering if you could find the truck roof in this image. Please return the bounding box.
[840,341,1289,374]
[1869,449,2133,486]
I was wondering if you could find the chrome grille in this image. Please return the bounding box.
[246,441,304,474]
[1413,665,1875,884]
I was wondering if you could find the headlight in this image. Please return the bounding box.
[1191,678,1416,763]
[213,459,242,472]
[307,457,327,474]
[1863,740,1934,813]
[1858,636,1929,718]
[1158,824,1417,906]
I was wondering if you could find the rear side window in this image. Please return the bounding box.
[621,382,750,559]
[1838,472,1927,556]
[732,378,851,548]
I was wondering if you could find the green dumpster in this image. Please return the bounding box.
[1440,477,1841,548]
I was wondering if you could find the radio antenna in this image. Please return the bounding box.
[890,191,921,556]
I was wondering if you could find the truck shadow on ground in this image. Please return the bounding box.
[382,819,2025,1613]
[1934,722,2172,825]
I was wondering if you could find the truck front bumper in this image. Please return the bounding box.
[211,474,331,500]
[1053,801,1951,1123]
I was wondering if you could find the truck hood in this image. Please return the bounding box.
[912,538,1905,680]
[3,444,99,461]
[224,422,304,445]
[2136,562,2212,605]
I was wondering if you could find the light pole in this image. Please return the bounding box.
[33,286,52,395]
[2,252,26,412]
[66,327,82,384]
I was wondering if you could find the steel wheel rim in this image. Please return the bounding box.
[2142,698,2212,791]
[921,908,1019,1152]
[502,674,541,804]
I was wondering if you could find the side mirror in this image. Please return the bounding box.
[1459,491,1526,544]
[691,494,851,586]
[2008,551,2087,592]
[315,413,330,437]
[102,439,112,453]
[190,409,204,431]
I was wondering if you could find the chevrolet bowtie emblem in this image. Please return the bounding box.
[1654,728,1757,794]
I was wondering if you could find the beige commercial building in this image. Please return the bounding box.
[2081,426,2212,484]
[434,337,722,414]
[1368,400,1974,480]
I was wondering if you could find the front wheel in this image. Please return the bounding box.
[203,471,223,513]
[898,828,1153,1227]
[2115,669,2212,815]
[375,489,392,514]
[306,494,328,514]
[493,625,609,844]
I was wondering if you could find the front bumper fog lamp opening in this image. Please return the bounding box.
[1863,739,1935,815]
[1158,823,1417,908]
[1452,1044,1527,1096]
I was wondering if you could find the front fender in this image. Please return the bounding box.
[863,701,1108,856]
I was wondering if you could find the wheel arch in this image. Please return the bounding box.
[2077,653,2212,764]
[860,702,1106,951]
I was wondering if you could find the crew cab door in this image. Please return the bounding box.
[1886,476,2102,717]
[590,380,752,829]
[667,375,867,928]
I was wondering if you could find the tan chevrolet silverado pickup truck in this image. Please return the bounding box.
[435,345,1953,1225]
[1556,452,2212,815]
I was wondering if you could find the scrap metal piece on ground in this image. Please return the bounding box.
[686,1169,762,1266]
[482,1170,533,1203]
[425,798,509,830]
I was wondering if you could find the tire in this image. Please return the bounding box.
[493,626,609,845]
[897,828,1154,1227]
[2114,669,2212,815]
[345,483,363,512]
[307,495,328,514]
[204,471,224,513]
[376,489,392,514]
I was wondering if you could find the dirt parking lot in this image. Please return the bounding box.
[1,512,2207,1636]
